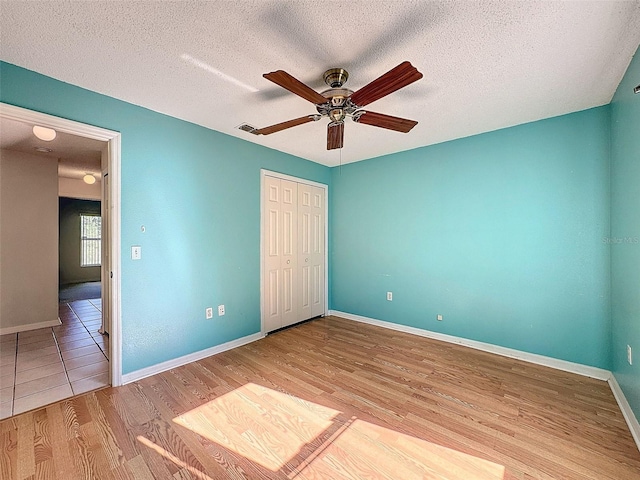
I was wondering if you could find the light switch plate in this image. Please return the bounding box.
[131,246,141,260]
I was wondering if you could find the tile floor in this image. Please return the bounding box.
[0,299,109,419]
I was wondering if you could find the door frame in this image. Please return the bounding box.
[0,102,123,387]
[260,169,329,335]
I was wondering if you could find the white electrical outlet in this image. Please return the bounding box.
[218,305,225,316]
[437,314,443,321]
[205,307,213,319]
[387,292,393,301]
[628,345,633,365]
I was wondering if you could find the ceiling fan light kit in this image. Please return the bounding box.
[244,61,423,150]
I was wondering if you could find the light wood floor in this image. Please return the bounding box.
[1,316,638,479]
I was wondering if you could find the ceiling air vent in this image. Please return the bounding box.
[237,123,258,134]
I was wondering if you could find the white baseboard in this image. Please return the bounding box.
[0,317,61,335]
[609,374,640,451]
[121,331,265,385]
[329,310,611,380]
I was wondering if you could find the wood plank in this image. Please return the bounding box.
[84,392,126,469]
[0,423,18,479]
[46,403,77,479]
[124,455,154,480]
[16,413,35,479]
[31,409,52,468]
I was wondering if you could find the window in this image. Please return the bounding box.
[80,214,101,267]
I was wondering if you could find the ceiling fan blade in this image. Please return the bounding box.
[253,115,318,135]
[327,122,344,150]
[353,111,418,133]
[263,70,328,105]
[349,61,423,107]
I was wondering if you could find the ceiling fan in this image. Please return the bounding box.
[243,61,423,150]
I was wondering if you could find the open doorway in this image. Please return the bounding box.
[59,198,103,304]
[0,103,121,419]
[58,197,109,394]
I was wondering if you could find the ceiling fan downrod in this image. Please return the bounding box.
[323,68,349,88]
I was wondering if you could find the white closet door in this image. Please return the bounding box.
[280,179,298,327]
[297,183,325,321]
[263,176,281,332]
[263,176,298,332]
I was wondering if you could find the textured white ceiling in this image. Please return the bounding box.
[1,1,639,166]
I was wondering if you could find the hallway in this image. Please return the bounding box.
[0,299,108,419]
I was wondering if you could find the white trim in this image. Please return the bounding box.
[261,169,328,189]
[0,103,118,141]
[109,134,122,387]
[324,180,329,316]
[260,169,329,335]
[609,374,640,451]
[260,171,266,335]
[0,318,61,336]
[0,102,123,387]
[329,310,612,381]
[121,332,264,385]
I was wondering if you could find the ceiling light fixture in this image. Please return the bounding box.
[32,125,57,141]
[83,173,96,185]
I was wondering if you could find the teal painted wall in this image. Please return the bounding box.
[0,62,330,374]
[0,59,624,379]
[331,107,611,368]
[611,47,640,418]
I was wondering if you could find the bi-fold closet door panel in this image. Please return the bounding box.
[263,175,326,333]
[263,176,298,332]
[297,183,325,321]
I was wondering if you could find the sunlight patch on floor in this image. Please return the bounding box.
[168,382,505,479]
[173,382,340,471]
[300,418,505,479]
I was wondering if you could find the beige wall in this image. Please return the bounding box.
[0,149,59,333]
[58,176,101,200]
